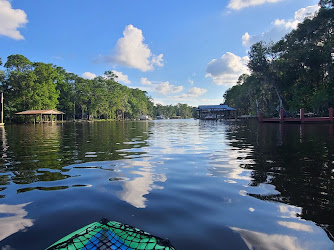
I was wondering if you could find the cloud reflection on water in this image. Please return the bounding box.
[117,161,167,208]
[0,202,33,241]
[277,221,313,232]
[231,227,305,250]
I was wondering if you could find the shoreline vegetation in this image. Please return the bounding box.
[0,58,195,124]
[223,1,334,118]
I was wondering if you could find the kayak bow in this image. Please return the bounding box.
[47,218,175,250]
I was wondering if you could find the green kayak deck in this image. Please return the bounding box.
[46,218,176,250]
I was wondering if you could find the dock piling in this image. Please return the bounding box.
[329,108,333,123]
[280,109,284,123]
[258,110,262,122]
[300,108,305,123]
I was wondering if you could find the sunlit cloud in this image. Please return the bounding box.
[140,77,152,86]
[0,0,28,40]
[112,70,131,84]
[228,0,283,10]
[82,72,96,79]
[103,25,163,72]
[175,87,207,99]
[155,81,183,95]
[206,52,249,87]
[242,5,320,47]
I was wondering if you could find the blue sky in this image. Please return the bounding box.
[0,0,319,106]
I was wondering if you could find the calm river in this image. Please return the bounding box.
[0,120,334,249]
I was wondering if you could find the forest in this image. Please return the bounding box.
[223,0,334,117]
[0,55,195,122]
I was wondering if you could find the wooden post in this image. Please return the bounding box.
[300,108,305,123]
[40,114,42,123]
[62,114,63,122]
[258,110,262,123]
[329,107,333,123]
[280,108,284,123]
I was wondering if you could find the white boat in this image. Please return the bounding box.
[139,115,152,120]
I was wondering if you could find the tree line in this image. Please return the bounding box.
[223,1,334,117]
[154,103,196,119]
[0,55,195,122]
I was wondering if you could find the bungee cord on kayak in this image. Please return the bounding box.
[47,218,176,250]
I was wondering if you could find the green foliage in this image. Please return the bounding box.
[0,55,157,122]
[153,103,195,118]
[4,54,32,72]
[224,7,334,116]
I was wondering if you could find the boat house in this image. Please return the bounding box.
[16,109,65,123]
[196,104,237,120]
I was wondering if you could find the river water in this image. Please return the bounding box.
[0,120,333,249]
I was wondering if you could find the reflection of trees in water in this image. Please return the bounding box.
[0,122,150,195]
[1,124,64,185]
[225,121,334,241]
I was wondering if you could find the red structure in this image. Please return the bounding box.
[259,108,333,123]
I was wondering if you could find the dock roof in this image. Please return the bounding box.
[197,104,236,111]
[16,109,65,115]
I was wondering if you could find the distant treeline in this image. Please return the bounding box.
[154,103,196,119]
[224,1,334,117]
[0,55,195,122]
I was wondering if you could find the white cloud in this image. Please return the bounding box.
[151,54,164,67]
[171,87,208,100]
[112,70,131,84]
[228,0,283,10]
[242,5,320,47]
[155,81,183,95]
[150,97,223,107]
[106,25,163,72]
[184,87,207,98]
[0,0,28,40]
[188,79,194,85]
[242,32,251,46]
[294,5,320,22]
[206,52,249,87]
[82,72,96,79]
[140,77,152,85]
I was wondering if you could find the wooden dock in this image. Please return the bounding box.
[259,108,333,123]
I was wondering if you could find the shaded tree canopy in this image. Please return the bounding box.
[0,55,195,122]
[224,5,334,117]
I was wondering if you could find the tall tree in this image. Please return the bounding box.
[224,6,334,116]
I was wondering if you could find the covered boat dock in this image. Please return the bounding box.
[16,109,65,123]
[196,104,237,120]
